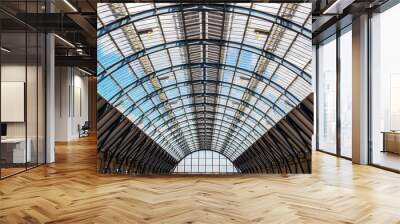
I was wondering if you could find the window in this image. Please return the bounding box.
[316,26,353,159]
[339,26,352,158]
[370,3,400,171]
[173,150,239,174]
[318,35,337,154]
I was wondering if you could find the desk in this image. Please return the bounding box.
[1,138,31,163]
[382,131,400,154]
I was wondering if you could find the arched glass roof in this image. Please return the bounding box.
[97,3,312,161]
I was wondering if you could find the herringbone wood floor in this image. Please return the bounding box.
[1,136,400,224]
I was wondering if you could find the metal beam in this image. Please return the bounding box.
[233,94,313,173]
[97,4,312,39]
[122,87,283,126]
[98,39,311,85]
[105,63,302,110]
[55,55,95,70]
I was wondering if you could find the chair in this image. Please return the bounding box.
[79,121,90,138]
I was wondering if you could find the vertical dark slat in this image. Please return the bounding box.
[336,30,341,157]
[25,1,28,170]
[36,2,39,167]
[315,44,320,151]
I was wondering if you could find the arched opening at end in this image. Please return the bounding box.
[172,150,239,174]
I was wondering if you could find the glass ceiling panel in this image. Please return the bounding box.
[97,3,312,161]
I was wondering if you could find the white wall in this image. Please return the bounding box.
[55,67,89,141]
[55,66,69,140]
[72,73,89,138]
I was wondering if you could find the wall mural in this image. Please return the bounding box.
[97,3,313,175]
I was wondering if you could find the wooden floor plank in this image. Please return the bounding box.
[0,136,399,224]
